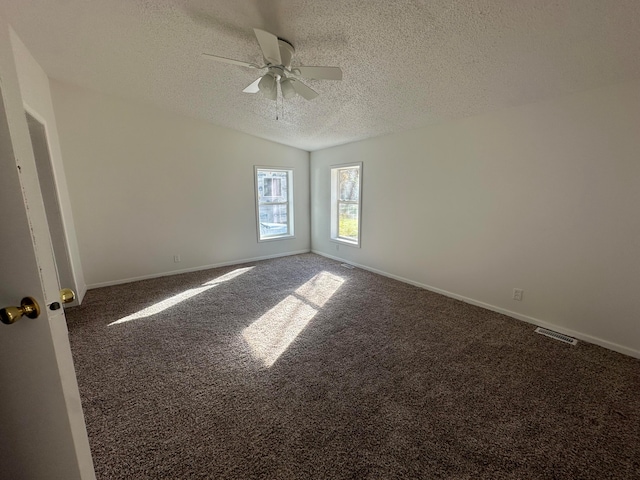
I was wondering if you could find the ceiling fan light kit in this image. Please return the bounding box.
[203,28,342,103]
[258,72,277,100]
[280,78,296,99]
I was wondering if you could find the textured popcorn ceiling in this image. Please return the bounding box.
[3,1,640,151]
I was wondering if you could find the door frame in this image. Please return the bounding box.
[25,105,78,306]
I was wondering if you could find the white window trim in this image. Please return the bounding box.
[254,166,295,242]
[330,162,362,248]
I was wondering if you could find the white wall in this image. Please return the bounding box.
[10,30,87,302]
[50,81,310,287]
[311,80,640,358]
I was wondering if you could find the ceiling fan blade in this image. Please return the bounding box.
[202,53,262,69]
[253,28,282,65]
[291,79,319,100]
[242,77,262,94]
[293,66,343,80]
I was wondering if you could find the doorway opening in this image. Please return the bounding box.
[25,111,76,303]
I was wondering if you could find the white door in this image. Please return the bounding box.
[0,18,95,480]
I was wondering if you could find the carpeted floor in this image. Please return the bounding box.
[66,253,640,479]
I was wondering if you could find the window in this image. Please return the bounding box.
[255,167,294,241]
[331,162,362,247]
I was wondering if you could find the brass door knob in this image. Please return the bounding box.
[60,288,76,304]
[0,297,41,325]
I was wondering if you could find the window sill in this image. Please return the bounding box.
[330,237,360,248]
[258,234,295,243]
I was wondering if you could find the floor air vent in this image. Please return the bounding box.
[535,327,578,345]
[340,263,355,269]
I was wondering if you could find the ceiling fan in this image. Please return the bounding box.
[203,28,342,101]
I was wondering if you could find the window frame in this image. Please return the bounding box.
[254,166,295,242]
[330,162,362,248]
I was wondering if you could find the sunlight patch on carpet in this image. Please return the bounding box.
[243,271,344,367]
[202,267,254,285]
[109,267,254,325]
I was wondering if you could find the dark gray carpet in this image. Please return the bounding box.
[66,253,640,479]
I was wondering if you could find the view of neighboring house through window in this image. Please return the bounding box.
[331,162,362,247]
[255,167,294,241]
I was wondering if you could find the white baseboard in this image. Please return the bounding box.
[87,250,311,289]
[312,250,640,360]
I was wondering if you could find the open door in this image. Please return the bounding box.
[0,16,95,480]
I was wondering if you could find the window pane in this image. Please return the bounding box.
[338,203,358,240]
[264,178,281,197]
[259,171,288,203]
[259,204,289,237]
[339,168,359,202]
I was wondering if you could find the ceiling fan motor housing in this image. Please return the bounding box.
[275,38,294,68]
[267,65,285,80]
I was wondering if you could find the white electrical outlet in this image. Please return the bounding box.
[513,288,523,301]
[173,255,181,263]
[335,244,340,251]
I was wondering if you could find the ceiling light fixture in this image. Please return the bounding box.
[258,73,277,100]
[280,78,296,99]
[203,28,342,104]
